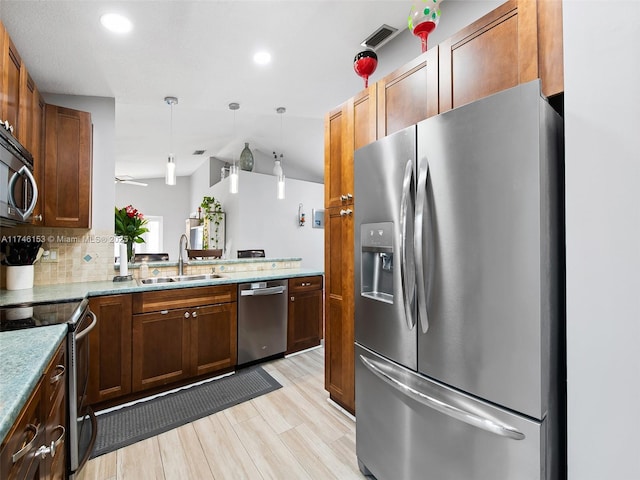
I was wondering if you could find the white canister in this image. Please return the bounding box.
[6,265,35,290]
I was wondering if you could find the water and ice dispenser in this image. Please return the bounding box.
[360,222,394,304]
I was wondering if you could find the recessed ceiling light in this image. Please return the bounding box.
[100,13,133,34]
[253,51,272,65]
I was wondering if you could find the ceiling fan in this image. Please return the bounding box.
[115,176,148,187]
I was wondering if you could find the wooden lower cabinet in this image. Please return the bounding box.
[132,286,237,393]
[324,206,355,414]
[87,295,132,406]
[0,341,66,480]
[287,276,323,355]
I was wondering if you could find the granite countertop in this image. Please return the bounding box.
[0,325,67,444]
[0,267,324,306]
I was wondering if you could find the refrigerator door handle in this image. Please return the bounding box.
[400,159,416,330]
[360,354,526,441]
[414,156,430,333]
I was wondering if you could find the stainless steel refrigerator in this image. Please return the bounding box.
[354,80,564,480]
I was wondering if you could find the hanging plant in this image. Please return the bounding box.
[200,196,224,249]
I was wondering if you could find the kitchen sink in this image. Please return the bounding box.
[172,273,224,282]
[140,273,224,285]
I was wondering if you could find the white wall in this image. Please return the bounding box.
[115,177,191,260]
[207,171,324,269]
[564,2,640,479]
[42,94,115,232]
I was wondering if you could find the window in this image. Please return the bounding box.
[114,216,163,260]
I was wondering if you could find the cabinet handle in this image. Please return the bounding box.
[184,311,191,319]
[340,209,353,216]
[291,296,295,302]
[340,193,353,201]
[192,311,197,318]
[50,365,65,384]
[12,423,40,464]
[35,425,65,460]
[33,214,43,222]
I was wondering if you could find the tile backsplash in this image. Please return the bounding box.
[1,227,116,287]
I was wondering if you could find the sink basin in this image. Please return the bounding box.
[140,273,224,285]
[172,273,224,282]
[140,277,175,284]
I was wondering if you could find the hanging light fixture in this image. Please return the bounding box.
[274,107,286,199]
[164,96,178,185]
[229,102,240,194]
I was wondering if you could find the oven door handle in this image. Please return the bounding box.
[77,407,98,473]
[75,310,97,340]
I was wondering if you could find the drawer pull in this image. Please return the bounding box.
[50,365,65,384]
[192,311,197,318]
[36,425,65,459]
[12,423,40,464]
[184,311,191,319]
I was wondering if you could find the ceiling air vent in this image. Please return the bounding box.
[193,149,206,155]
[361,24,399,50]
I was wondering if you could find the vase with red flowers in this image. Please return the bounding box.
[115,205,149,263]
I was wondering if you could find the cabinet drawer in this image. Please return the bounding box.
[0,379,44,479]
[44,342,66,408]
[133,284,237,314]
[288,276,323,294]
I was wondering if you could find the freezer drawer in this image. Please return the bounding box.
[355,344,552,480]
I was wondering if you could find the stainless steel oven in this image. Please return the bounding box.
[0,127,38,227]
[0,298,98,479]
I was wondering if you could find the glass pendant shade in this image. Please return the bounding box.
[229,164,239,194]
[277,174,285,200]
[165,154,176,185]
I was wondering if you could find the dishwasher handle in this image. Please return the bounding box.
[240,285,286,296]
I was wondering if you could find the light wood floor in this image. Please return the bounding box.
[78,347,364,480]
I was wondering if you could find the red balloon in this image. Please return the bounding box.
[354,50,378,89]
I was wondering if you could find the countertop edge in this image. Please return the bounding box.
[0,324,67,445]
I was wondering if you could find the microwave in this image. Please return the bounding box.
[0,128,38,227]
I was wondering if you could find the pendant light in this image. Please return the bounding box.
[165,96,178,185]
[229,102,240,194]
[274,107,286,199]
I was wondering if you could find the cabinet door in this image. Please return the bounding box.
[438,0,563,104]
[1,25,22,135]
[287,288,323,355]
[324,103,350,208]
[190,303,237,377]
[377,47,438,138]
[132,309,190,393]
[30,89,45,225]
[44,104,92,228]
[87,295,132,405]
[324,206,355,413]
[352,84,377,151]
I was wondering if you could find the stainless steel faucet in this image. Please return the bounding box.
[178,234,188,275]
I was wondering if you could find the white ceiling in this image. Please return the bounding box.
[0,1,499,184]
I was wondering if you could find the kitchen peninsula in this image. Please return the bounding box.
[1,257,323,471]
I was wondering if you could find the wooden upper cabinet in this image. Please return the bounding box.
[325,85,376,209]
[324,103,350,208]
[44,104,93,228]
[377,47,439,138]
[1,23,22,135]
[439,0,563,112]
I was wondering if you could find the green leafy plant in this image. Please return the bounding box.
[115,205,149,261]
[200,196,224,249]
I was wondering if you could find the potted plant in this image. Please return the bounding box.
[200,196,224,250]
[115,205,149,263]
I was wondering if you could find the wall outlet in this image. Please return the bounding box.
[42,249,59,263]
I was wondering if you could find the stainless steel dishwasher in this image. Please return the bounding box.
[237,279,288,365]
